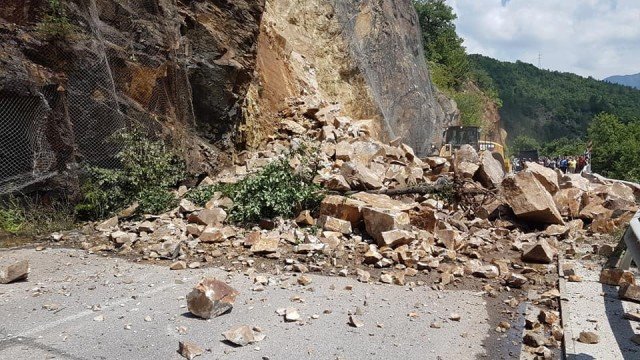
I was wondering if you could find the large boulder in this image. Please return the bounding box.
[362,208,410,244]
[553,188,586,218]
[475,151,505,188]
[501,172,564,225]
[187,278,239,319]
[0,260,29,284]
[319,195,366,225]
[453,145,479,179]
[559,173,591,192]
[524,162,559,194]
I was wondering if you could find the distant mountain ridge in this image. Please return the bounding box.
[469,54,640,144]
[605,73,640,89]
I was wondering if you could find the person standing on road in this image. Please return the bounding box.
[568,157,577,173]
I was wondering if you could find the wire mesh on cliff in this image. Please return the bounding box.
[332,0,443,157]
[0,0,196,195]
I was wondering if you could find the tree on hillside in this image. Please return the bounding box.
[510,135,540,156]
[414,0,469,89]
[588,113,640,182]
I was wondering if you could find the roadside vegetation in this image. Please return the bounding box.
[187,150,324,224]
[414,0,502,128]
[75,129,185,220]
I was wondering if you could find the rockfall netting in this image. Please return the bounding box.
[0,0,195,194]
[332,0,444,156]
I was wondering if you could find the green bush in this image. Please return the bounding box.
[453,91,484,127]
[137,187,177,215]
[187,158,324,224]
[0,199,25,234]
[38,0,78,39]
[76,129,186,220]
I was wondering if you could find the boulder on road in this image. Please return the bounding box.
[187,278,239,319]
[222,325,265,346]
[0,260,29,284]
[521,239,556,264]
[502,172,564,225]
[475,151,505,189]
[524,161,559,194]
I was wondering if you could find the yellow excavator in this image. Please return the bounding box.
[438,126,510,172]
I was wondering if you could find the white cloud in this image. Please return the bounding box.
[448,0,640,78]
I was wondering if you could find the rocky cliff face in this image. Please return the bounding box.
[0,0,452,193]
[0,0,264,190]
[244,0,455,155]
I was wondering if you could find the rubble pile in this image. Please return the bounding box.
[46,96,637,357]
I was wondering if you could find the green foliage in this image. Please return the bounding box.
[470,54,640,145]
[414,1,501,130]
[0,195,75,237]
[0,198,25,234]
[187,158,324,224]
[137,187,177,215]
[588,113,640,182]
[76,129,185,220]
[510,135,540,156]
[540,137,587,158]
[453,91,484,126]
[38,0,77,39]
[414,0,470,90]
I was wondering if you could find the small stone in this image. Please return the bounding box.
[449,313,461,321]
[297,275,312,286]
[578,331,599,344]
[295,210,315,226]
[430,321,442,329]
[506,273,528,288]
[178,341,204,360]
[349,315,364,328]
[144,316,153,322]
[285,308,300,322]
[170,261,187,271]
[222,325,265,347]
[188,262,201,269]
[356,269,371,283]
[521,239,555,264]
[523,331,546,347]
[568,274,582,282]
[380,274,393,284]
[93,315,105,322]
[600,269,636,286]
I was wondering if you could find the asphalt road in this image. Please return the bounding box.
[0,248,494,360]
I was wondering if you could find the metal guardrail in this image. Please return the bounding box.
[620,211,640,270]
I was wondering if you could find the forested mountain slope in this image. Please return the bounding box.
[470,54,640,143]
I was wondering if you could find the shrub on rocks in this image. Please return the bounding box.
[188,158,324,223]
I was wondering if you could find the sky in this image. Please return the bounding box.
[447,0,640,79]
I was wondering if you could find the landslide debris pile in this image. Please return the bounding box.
[50,95,637,357]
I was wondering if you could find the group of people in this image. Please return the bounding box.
[512,154,590,174]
